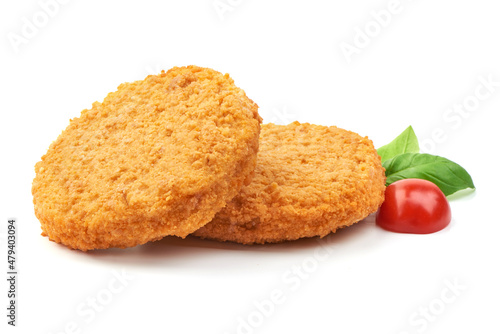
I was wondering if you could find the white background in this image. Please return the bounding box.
[1,1,499,333]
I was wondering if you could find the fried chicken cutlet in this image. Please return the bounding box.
[32,66,261,250]
[193,122,385,244]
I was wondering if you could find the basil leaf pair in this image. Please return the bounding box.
[377,126,475,196]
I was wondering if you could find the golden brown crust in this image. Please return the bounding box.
[193,122,385,244]
[32,65,261,250]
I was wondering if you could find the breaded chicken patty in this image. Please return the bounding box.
[32,66,261,251]
[193,122,385,244]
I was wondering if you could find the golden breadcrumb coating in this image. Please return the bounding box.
[32,65,261,251]
[193,122,385,244]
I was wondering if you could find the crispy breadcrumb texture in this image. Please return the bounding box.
[193,122,385,244]
[32,65,261,250]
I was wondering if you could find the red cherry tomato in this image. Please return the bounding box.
[376,179,451,234]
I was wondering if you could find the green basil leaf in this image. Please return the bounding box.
[377,126,419,163]
[383,153,475,196]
